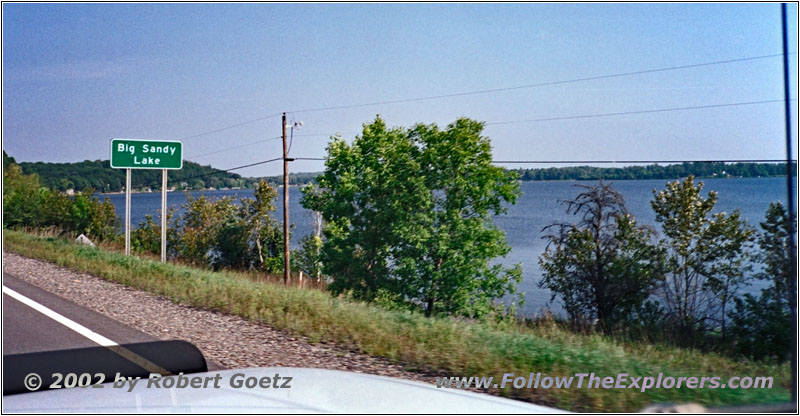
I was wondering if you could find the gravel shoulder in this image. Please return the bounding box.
[2,251,438,384]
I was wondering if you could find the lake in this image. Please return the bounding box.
[100,177,791,315]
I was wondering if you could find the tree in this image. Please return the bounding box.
[399,119,522,317]
[754,202,794,309]
[293,234,324,281]
[170,181,285,271]
[293,208,325,281]
[302,117,423,302]
[650,176,755,341]
[239,180,284,273]
[3,150,17,168]
[3,163,45,228]
[173,193,238,266]
[729,202,795,360]
[302,116,521,318]
[538,182,663,332]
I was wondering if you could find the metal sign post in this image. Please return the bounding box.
[110,138,183,260]
[125,168,131,256]
[161,169,168,262]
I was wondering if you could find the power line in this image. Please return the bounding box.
[268,98,792,145]
[171,157,283,182]
[292,157,795,164]
[181,97,793,160]
[176,52,794,158]
[187,136,281,159]
[491,159,796,164]
[179,113,283,141]
[485,99,792,126]
[287,53,790,114]
[131,157,284,192]
[172,52,793,150]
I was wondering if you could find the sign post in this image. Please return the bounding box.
[161,169,168,262]
[125,168,131,256]
[110,139,183,260]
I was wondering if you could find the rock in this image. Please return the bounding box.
[75,234,95,247]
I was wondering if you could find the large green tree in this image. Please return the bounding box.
[651,176,754,341]
[539,182,663,332]
[302,116,521,317]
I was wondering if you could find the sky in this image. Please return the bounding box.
[2,3,798,177]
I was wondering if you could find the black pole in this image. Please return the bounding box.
[780,2,797,405]
[282,112,290,285]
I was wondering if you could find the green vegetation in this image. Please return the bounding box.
[514,162,795,181]
[729,202,795,361]
[651,176,755,344]
[167,180,286,272]
[5,150,319,193]
[302,117,522,318]
[4,163,118,242]
[12,155,252,192]
[539,182,664,333]
[3,229,791,412]
[3,157,293,274]
[539,177,792,361]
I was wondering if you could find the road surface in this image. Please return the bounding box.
[3,273,158,355]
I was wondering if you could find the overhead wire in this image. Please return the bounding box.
[485,99,793,126]
[286,53,791,114]
[179,113,283,141]
[187,136,281,159]
[136,157,285,190]
[174,52,796,171]
[171,157,284,182]
[293,157,795,164]
[179,52,792,157]
[189,97,794,159]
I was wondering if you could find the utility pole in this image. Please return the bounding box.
[282,112,291,285]
[780,3,797,405]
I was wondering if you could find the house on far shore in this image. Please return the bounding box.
[65,189,75,195]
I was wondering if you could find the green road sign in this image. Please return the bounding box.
[110,138,183,169]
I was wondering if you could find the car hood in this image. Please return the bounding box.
[2,367,566,413]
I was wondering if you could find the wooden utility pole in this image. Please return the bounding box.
[282,112,291,285]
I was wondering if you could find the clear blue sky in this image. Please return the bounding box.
[3,3,797,177]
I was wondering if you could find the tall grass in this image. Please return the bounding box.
[3,229,791,412]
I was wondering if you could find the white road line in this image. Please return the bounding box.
[2,285,172,375]
[2,285,117,346]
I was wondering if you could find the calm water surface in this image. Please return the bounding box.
[101,177,790,315]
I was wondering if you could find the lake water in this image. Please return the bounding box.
[100,177,791,315]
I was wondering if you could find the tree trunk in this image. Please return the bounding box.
[426,295,435,317]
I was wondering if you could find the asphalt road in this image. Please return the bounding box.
[3,273,157,355]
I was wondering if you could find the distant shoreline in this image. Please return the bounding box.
[95,176,798,195]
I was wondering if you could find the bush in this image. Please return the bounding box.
[3,163,119,242]
[169,180,286,271]
[131,215,161,254]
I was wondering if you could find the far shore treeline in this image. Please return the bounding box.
[3,151,794,193]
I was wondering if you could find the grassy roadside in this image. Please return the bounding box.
[3,229,791,412]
